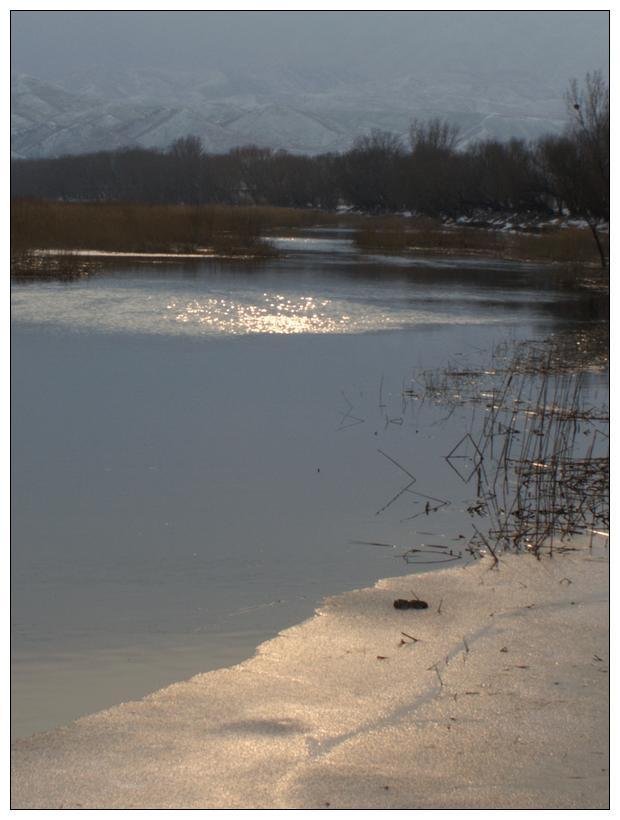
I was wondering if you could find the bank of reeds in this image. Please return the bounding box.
[10,200,300,256]
[354,215,607,266]
[10,200,364,278]
[11,199,609,279]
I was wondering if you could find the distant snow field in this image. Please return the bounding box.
[11,67,568,159]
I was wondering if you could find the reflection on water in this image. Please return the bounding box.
[269,235,357,255]
[169,293,353,335]
[11,236,608,738]
[11,247,579,338]
[12,282,501,337]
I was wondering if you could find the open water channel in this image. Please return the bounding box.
[11,232,607,737]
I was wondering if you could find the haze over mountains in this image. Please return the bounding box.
[11,11,608,159]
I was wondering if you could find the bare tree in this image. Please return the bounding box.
[562,72,609,267]
[405,118,461,216]
[340,130,406,212]
[410,117,459,153]
[168,136,207,204]
[566,71,609,190]
[169,135,205,162]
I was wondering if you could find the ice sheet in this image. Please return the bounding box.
[11,550,608,809]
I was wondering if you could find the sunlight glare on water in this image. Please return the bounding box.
[167,292,353,334]
[11,282,495,337]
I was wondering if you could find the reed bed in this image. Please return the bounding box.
[354,217,607,265]
[12,200,606,280]
[10,200,293,256]
[406,335,609,558]
[10,200,366,278]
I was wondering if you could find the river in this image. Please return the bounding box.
[11,232,607,737]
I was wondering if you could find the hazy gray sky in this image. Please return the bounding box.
[11,10,609,87]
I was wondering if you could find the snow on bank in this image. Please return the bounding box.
[11,550,608,809]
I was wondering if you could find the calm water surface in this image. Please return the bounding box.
[11,234,604,737]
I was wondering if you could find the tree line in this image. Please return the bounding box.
[11,73,608,252]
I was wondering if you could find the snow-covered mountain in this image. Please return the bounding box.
[11,65,569,159]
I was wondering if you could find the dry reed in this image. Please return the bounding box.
[354,216,607,265]
[406,335,609,558]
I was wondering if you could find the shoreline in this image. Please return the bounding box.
[11,547,608,809]
[11,200,609,274]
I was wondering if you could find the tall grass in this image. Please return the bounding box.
[11,200,355,259]
[354,215,607,265]
[11,200,606,275]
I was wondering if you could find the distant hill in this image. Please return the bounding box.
[11,65,569,159]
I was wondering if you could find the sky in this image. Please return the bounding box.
[11,10,609,89]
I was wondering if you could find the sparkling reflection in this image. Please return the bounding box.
[166,292,360,335]
[11,282,499,338]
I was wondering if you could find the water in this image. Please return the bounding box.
[11,233,604,738]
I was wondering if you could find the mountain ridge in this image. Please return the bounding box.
[11,66,569,159]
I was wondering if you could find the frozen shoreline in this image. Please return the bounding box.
[11,549,608,809]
